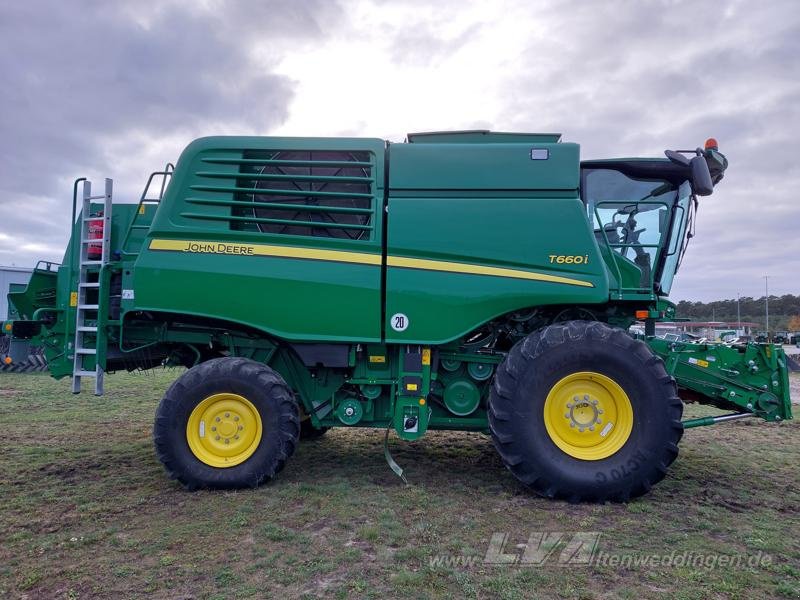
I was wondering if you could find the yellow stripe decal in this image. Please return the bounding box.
[387,256,594,288]
[148,239,593,288]
[148,239,382,266]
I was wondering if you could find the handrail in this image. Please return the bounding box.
[120,163,174,257]
[66,177,87,350]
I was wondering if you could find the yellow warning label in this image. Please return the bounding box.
[70,292,78,307]
[406,383,418,391]
[369,356,386,363]
[421,348,431,366]
[138,204,146,215]
[688,357,709,368]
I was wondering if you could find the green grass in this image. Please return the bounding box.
[0,370,798,599]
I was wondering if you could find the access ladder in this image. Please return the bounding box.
[72,179,112,395]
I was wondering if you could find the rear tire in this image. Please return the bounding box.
[488,320,683,502]
[154,357,299,489]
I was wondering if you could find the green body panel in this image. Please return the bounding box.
[7,264,58,321]
[388,141,579,190]
[133,136,385,342]
[384,193,608,343]
[405,131,562,144]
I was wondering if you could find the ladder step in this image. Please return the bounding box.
[78,304,99,310]
[77,326,98,332]
[83,216,105,222]
[86,195,109,200]
[80,260,103,266]
[79,282,100,288]
[74,370,99,377]
[76,348,97,355]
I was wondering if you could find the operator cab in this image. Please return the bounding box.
[580,140,727,296]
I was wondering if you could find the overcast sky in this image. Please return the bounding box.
[1,0,797,302]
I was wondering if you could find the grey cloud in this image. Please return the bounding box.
[390,22,482,67]
[0,0,342,267]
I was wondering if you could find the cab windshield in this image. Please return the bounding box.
[581,167,692,295]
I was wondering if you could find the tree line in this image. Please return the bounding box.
[675,294,800,331]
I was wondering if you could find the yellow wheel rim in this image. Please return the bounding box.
[543,372,633,461]
[186,393,263,468]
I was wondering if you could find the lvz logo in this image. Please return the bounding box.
[549,254,589,265]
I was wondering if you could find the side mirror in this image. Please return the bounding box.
[690,155,714,196]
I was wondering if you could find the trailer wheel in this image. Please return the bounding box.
[154,357,299,489]
[489,320,683,502]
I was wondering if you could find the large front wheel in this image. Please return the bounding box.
[154,357,299,489]
[489,321,683,502]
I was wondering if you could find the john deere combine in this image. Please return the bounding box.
[3,132,792,502]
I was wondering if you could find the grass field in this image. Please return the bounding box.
[1,370,799,599]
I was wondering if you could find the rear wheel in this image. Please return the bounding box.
[489,320,683,502]
[154,357,299,489]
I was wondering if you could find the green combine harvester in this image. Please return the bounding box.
[3,132,792,502]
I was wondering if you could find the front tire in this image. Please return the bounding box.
[489,321,683,502]
[154,357,299,489]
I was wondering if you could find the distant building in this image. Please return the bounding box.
[0,266,33,319]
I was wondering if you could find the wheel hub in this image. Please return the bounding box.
[186,393,263,468]
[543,372,633,461]
[565,394,603,431]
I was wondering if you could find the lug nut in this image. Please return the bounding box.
[215,417,221,422]
[211,426,216,431]
[234,416,239,421]
[224,438,230,444]
[238,425,243,430]
[215,435,220,441]
[584,394,590,401]
[225,412,230,418]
